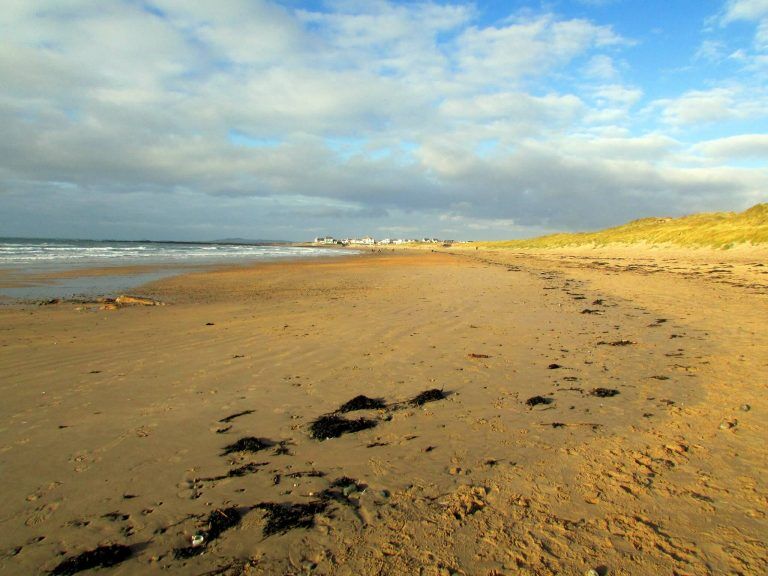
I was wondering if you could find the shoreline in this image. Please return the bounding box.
[0,247,765,575]
[0,247,366,303]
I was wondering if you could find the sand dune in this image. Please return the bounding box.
[474,203,768,249]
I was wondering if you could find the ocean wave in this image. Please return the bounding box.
[0,240,354,268]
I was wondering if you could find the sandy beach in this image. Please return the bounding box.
[1,248,766,575]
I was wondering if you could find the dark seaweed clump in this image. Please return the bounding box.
[221,437,273,455]
[200,462,267,482]
[286,470,326,479]
[337,395,387,413]
[591,388,620,398]
[207,507,242,539]
[273,441,293,455]
[409,388,448,406]
[256,501,329,536]
[310,415,377,440]
[51,544,132,575]
[319,477,368,502]
[219,410,255,423]
[526,396,554,407]
[173,545,205,560]
[257,476,366,536]
[227,462,265,478]
[173,507,242,559]
[598,340,635,347]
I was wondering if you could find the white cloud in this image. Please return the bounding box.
[721,0,768,55]
[438,92,584,137]
[648,86,768,126]
[722,0,768,23]
[651,89,737,126]
[557,134,680,161]
[757,19,768,48]
[583,55,619,79]
[695,40,728,62]
[582,84,642,126]
[418,140,766,229]
[589,83,643,107]
[693,134,768,158]
[455,15,623,86]
[156,0,310,66]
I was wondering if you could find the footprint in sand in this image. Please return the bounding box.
[25,481,62,502]
[25,501,60,526]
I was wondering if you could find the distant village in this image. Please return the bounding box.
[312,236,464,246]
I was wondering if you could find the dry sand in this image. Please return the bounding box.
[0,249,766,575]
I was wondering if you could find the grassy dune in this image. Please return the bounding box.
[476,203,768,250]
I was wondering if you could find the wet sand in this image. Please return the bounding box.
[0,262,247,304]
[0,249,766,575]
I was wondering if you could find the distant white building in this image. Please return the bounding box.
[349,236,375,245]
[314,236,337,244]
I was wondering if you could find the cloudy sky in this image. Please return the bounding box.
[2,0,767,241]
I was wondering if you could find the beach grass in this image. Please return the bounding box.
[474,203,768,250]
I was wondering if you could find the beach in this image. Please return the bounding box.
[1,248,766,575]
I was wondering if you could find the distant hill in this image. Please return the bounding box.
[211,238,293,245]
[477,203,768,249]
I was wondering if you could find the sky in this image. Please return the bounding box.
[1,0,767,241]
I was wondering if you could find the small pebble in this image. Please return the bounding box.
[585,570,600,576]
[719,420,737,430]
[740,404,751,412]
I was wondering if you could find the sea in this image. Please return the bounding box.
[0,238,355,301]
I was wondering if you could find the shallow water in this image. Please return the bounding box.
[0,238,355,300]
[0,269,190,301]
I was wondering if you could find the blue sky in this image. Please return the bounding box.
[1,0,767,240]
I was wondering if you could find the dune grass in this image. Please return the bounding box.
[475,203,768,250]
